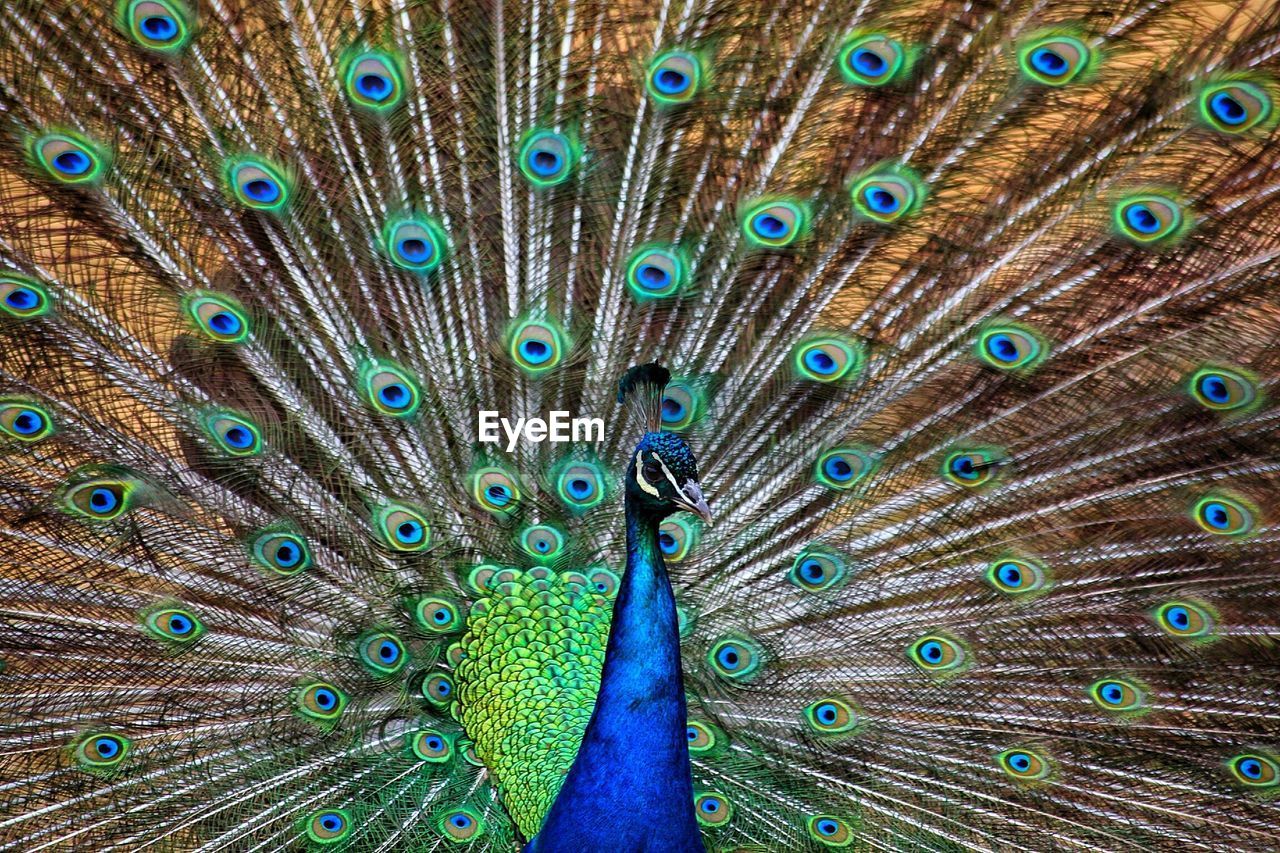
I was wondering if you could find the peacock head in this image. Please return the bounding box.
[627,430,712,522]
[618,363,711,523]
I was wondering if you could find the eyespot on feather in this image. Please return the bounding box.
[837,32,910,86]
[1,274,52,320]
[0,399,54,442]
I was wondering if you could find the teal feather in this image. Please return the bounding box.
[2,0,1280,850]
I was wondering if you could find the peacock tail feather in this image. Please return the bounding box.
[2,0,1280,849]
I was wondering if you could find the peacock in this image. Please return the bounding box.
[2,0,1280,849]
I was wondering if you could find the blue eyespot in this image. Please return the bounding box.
[396,237,434,265]
[314,688,336,709]
[223,426,253,449]
[519,339,551,365]
[988,334,1019,362]
[752,213,787,239]
[659,531,678,554]
[377,640,399,663]
[1030,47,1067,77]
[1211,92,1247,125]
[567,478,593,499]
[358,73,392,101]
[451,814,472,829]
[208,311,240,335]
[487,484,511,505]
[12,410,44,435]
[276,542,301,566]
[396,520,424,544]
[851,48,886,76]
[655,68,689,94]
[94,736,120,758]
[90,488,119,513]
[244,178,279,204]
[700,797,721,813]
[529,149,562,177]
[6,288,37,310]
[168,614,191,634]
[321,813,343,832]
[823,455,855,482]
[54,150,91,176]
[817,819,838,835]
[638,264,671,290]
[378,383,409,407]
[661,397,686,423]
[804,349,838,375]
[863,186,900,214]
[141,14,177,40]
[1124,204,1161,234]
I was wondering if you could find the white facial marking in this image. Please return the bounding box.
[634,451,661,497]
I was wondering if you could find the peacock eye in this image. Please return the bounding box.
[1088,677,1146,713]
[142,606,205,644]
[438,808,484,841]
[0,400,54,442]
[788,548,847,593]
[384,217,447,273]
[642,459,664,484]
[358,631,406,676]
[985,557,1049,596]
[803,698,859,735]
[741,199,809,248]
[123,0,192,51]
[1199,80,1272,133]
[1229,753,1279,788]
[250,530,312,576]
[33,133,105,184]
[226,157,291,211]
[815,447,876,490]
[510,319,565,373]
[942,448,1004,487]
[375,504,431,552]
[626,246,687,300]
[850,169,923,223]
[693,792,732,826]
[63,479,135,521]
[306,808,352,843]
[1188,367,1257,412]
[685,720,720,753]
[1,274,52,319]
[708,635,764,682]
[908,634,968,673]
[345,52,405,110]
[360,361,421,417]
[412,729,453,762]
[793,336,864,383]
[414,596,463,633]
[586,567,619,598]
[204,410,262,456]
[185,293,249,342]
[997,748,1051,781]
[74,732,131,771]
[520,524,566,562]
[657,518,698,562]
[473,466,521,513]
[647,50,703,105]
[556,461,607,511]
[1018,34,1092,86]
[1114,193,1185,244]
[421,672,454,705]
[837,33,908,86]
[518,129,577,187]
[807,814,853,847]
[1192,493,1255,536]
[297,681,346,721]
[976,325,1045,372]
[1153,600,1215,639]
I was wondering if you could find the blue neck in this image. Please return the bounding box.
[527,502,703,853]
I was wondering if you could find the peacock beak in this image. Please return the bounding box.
[675,481,712,524]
